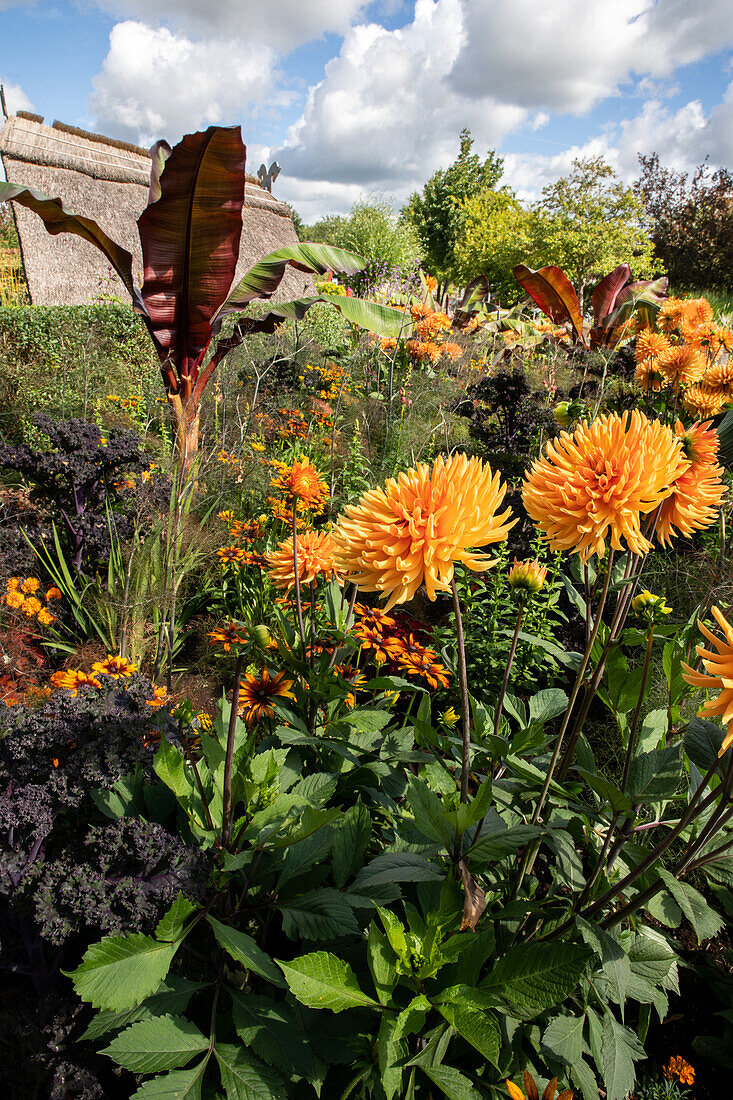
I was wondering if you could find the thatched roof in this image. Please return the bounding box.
[0,113,311,306]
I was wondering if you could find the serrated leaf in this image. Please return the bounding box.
[230,991,317,1080]
[332,802,372,888]
[542,1014,585,1066]
[578,918,630,1010]
[469,824,542,867]
[480,942,591,1020]
[570,1056,599,1100]
[206,916,285,986]
[436,1003,500,1066]
[277,951,378,1012]
[276,824,334,889]
[68,934,180,1012]
[353,851,443,889]
[420,1063,482,1100]
[131,1057,209,1100]
[367,922,398,1006]
[628,928,678,991]
[80,977,205,1042]
[576,769,631,813]
[601,1014,644,1100]
[405,775,453,848]
[215,1043,286,1100]
[279,888,360,941]
[627,745,681,802]
[528,688,569,726]
[290,772,338,806]
[154,737,194,799]
[685,716,726,770]
[658,868,724,944]
[102,1015,208,1073]
[378,1013,407,1100]
[156,895,199,943]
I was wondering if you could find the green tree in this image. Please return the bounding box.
[454,188,537,305]
[532,156,656,311]
[401,129,504,288]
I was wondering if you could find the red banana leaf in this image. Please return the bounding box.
[137,126,247,390]
[513,264,585,344]
[453,275,491,328]
[0,181,139,307]
[591,263,631,328]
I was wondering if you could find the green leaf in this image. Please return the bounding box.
[353,852,443,888]
[206,916,285,986]
[480,942,591,1020]
[638,709,668,754]
[80,977,206,1042]
[420,1064,482,1100]
[289,772,338,806]
[218,243,366,314]
[367,922,398,1006]
[276,824,334,889]
[154,737,194,800]
[102,1015,208,1073]
[601,1014,644,1100]
[627,745,681,802]
[628,928,678,992]
[156,895,199,943]
[378,1013,407,1100]
[405,775,453,848]
[685,716,726,770]
[576,770,631,814]
[346,707,392,733]
[436,1003,500,1066]
[393,994,432,1040]
[453,780,493,835]
[469,824,542,867]
[278,951,379,1012]
[658,869,724,944]
[528,688,569,727]
[279,888,360,940]
[214,1043,286,1100]
[131,1057,209,1100]
[332,802,372,888]
[577,918,630,1010]
[542,1013,585,1066]
[230,991,318,1080]
[570,1057,600,1100]
[67,934,180,1012]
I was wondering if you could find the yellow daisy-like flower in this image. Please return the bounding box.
[91,654,138,678]
[506,1071,572,1100]
[658,344,706,386]
[266,530,340,592]
[634,327,671,364]
[50,669,102,696]
[237,668,296,725]
[20,577,41,595]
[656,420,727,546]
[146,685,169,709]
[333,453,514,610]
[508,558,548,595]
[635,357,665,392]
[522,410,687,562]
[682,384,728,418]
[682,606,733,753]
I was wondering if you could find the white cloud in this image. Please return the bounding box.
[1,78,34,115]
[90,0,370,53]
[90,21,276,146]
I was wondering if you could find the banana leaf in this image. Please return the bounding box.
[219,294,411,340]
[513,264,585,344]
[0,181,139,307]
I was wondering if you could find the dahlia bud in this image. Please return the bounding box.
[508,558,547,596]
[252,624,272,649]
[553,401,572,427]
[631,590,671,622]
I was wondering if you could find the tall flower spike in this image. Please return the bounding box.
[333,453,515,610]
[682,605,733,754]
[522,410,688,562]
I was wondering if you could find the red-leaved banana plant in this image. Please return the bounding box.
[0,125,408,467]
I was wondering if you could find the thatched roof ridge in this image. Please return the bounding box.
[0,113,311,306]
[51,120,151,159]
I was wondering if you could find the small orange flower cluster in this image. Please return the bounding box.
[3,577,60,626]
[350,604,450,690]
[106,393,142,412]
[1,673,51,708]
[216,514,267,569]
[50,653,138,696]
[635,296,733,415]
[663,1055,695,1085]
[386,632,450,689]
[378,303,465,366]
[302,360,350,403]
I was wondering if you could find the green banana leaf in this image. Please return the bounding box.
[227,293,411,339]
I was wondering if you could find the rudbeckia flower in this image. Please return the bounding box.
[333,453,514,610]
[506,1071,572,1100]
[237,668,295,725]
[91,654,138,678]
[522,410,687,562]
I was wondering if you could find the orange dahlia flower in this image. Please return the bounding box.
[682,384,728,418]
[634,328,671,364]
[332,453,514,610]
[635,357,665,392]
[658,296,687,333]
[682,606,733,754]
[658,344,706,385]
[522,410,687,561]
[266,530,340,592]
[656,420,727,546]
[683,297,714,327]
[269,458,329,510]
[703,361,733,391]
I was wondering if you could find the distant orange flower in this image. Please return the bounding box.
[656,420,727,546]
[682,606,733,753]
[217,545,247,566]
[237,668,295,724]
[4,590,25,610]
[352,621,392,664]
[20,577,40,595]
[333,453,514,610]
[6,577,20,592]
[92,654,137,678]
[522,410,687,561]
[682,384,728,417]
[635,357,665,392]
[50,669,102,696]
[353,603,396,633]
[441,341,463,361]
[663,1055,695,1085]
[46,587,63,600]
[37,608,55,626]
[266,530,340,592]
[146,685,169,709]
[22,597,42,618]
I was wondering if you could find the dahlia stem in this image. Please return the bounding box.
[451,577,472,804]
[291,510,306,650]
[493,604,524,736]
[222,652,245,849]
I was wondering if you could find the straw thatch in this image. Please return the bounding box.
[0,114,311,306]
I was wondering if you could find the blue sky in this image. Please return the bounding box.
[2,0,733,221]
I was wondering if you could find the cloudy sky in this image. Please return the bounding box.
[1,0,733,222]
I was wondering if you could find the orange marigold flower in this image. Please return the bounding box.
[208,622,249,650]
[682,606,733,752]
[4,590,25,610]
[522,410,687,562]
[656,420,727,546]
[410,302,432,321]
[406,338,442,364]
[92,654,138,678]
[509,558,547,595]
[266,530,340,592]
[36,608,55,626]
[333,453,514,610]
[658,344,706,385]
[657,296,687,333]
[46,586,63,600]
[237,668,295,725]
[702,361,733,390]
[635,357,665,392]
[663,1055,695,1085]
[20,577,40,594]
[6,577,20,591]
[634,328,671,364]
[682,384,728,418]
[270,458,329,510]
[506,1070,573,1100]
[50,669,102,696]
[23,597,43,617]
